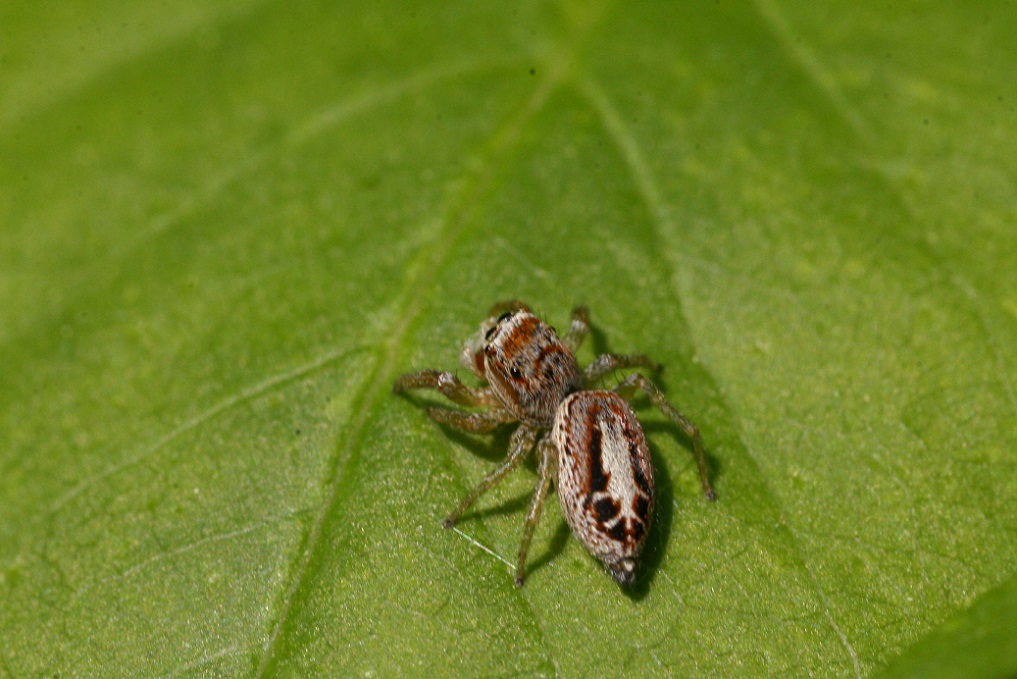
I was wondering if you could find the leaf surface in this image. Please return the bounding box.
[2,1,1015,676]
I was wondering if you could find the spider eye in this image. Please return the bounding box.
[484,325,498,340]
[497,311,515,323]
[509,367,522,379]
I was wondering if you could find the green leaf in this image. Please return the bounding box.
[872,574,1017,679]
[2,1,1015,676]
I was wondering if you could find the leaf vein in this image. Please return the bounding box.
[254,55,571,676]
[45,344,373,516]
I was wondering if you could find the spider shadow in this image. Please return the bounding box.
[584,320,613,363]
[640,419,723,493]
[400,397,544,518]
[435,419,520,465]
[393,390,518,464]
[436,421,550,523]
[464,492,572,584]
[627,420,722,597]
[432,417,574,581]
[525,519,572,578]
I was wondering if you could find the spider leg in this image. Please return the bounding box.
[563,305,590,353]
[393,369,495,407]
[514,436,557,586]
[426,407,515,433]
[443,424,539,527]
[614,373,716,501]
[583,353,661,387]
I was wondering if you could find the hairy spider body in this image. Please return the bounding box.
[393,301,714,587]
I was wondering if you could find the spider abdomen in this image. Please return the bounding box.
[552,390,655,586]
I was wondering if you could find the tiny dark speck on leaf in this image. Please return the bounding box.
[529,68,536,75]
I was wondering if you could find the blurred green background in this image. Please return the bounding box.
[1,1,1015,676]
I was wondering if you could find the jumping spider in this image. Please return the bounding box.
[393,300,715,586]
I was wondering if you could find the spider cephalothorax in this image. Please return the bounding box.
[461,304,583,428]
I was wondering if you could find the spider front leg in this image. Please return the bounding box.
[515,436,557,586]
[443,424,539,527]
[563,305,590,353]
[393,369,496,407]
[583,353,661,388]
[614,373,716,501]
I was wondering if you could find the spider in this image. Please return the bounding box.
[393,300,715,586]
